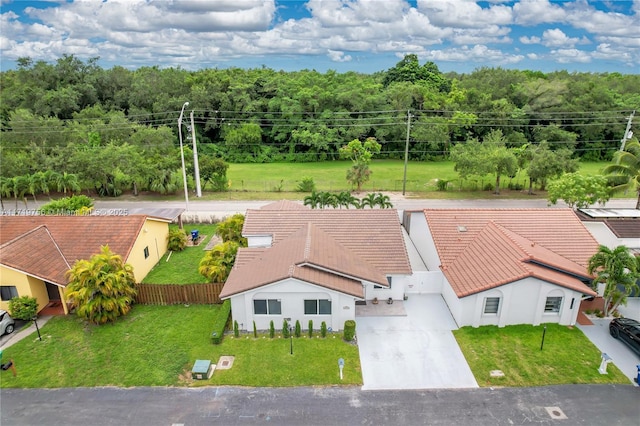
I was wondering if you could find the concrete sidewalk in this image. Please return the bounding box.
[0,316,53,350]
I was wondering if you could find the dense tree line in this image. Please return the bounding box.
[0,54,637,196]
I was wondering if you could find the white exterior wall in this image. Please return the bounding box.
[406,271,443,294]
[407,212,441,271]
[454,277,584,327]
[365,275,408,301]
[231,278,356,331]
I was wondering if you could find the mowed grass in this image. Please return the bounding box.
[223,160,616,196]
[0,305,361,388]
[453,324,630,387]
[142,224,218,284]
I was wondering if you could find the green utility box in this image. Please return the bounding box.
[192,359,214,380]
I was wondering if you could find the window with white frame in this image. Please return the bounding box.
[544,296,562,313]
[0,286,18,301]
[143,246,150,259]
[483,297,500,314]
[304,299,332,315]
[253,299,282,315]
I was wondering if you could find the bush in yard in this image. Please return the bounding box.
[297,176,316,192]
[167,229,188,251]
[65,245,136,325]
[321,321,327,338]
[295,320,301,337]
[308,320,313,338]
[283,319,290,338]
[211,300,231,344]
[8,296,38,321]
[233,320,239,337]
[39,194,93,215]
[343,320,356,341]
[253,321,257,338]
[436,179,449,191]
[269,320,275,338]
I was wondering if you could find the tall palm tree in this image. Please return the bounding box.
[604,140,640,209]
[65,245,137,325]
[12,175,29,209]
[0,176,12,211]
[56,172,80,195]
[587,245,639,317]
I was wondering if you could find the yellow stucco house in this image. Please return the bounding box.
[0,215,171,315]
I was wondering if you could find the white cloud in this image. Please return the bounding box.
[550,48,592,63]
[423,44,524,64]
[513,0,566,25]
[520,35,541,44]
[0,0,637,71]
[417,0,513,28]
[327,49,352,62]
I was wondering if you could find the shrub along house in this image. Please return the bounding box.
[0,215,170,315]
[404,208,598,327]
[219,201,412,331]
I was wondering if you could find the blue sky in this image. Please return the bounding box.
[1,0,638,73]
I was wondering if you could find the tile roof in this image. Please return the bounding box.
[242,209,412,275]
[0,215,149,285]
[423,209,599,297]
[220,223,373,298]
[259,200,309,210]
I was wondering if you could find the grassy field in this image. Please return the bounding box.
[225,160,610,193]
[0,305,361,388]
[142,224,218,284]
[453,324,629,387]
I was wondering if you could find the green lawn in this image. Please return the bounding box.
[142,224,218,284]
[226,160,611,194]
[0,305,361,388]
[453,324,630,387]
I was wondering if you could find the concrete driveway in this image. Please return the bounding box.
[356,294,478,390]
[576,298,640,385]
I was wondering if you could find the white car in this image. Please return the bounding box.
[0,310,15,335]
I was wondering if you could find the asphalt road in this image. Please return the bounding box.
[1,385,638,426]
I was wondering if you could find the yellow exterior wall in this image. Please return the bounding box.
[0,265,49,312]
[126,218,169,282]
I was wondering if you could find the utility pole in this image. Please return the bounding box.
[178,102,190,211]
[190,110,202,197]
[402,110,412,196]
[619,110,635,152]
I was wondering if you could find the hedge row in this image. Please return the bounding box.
[211,300,231,344]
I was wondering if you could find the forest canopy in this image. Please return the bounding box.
[0,54,637,196]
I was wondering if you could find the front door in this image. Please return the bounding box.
[46,282,61,301]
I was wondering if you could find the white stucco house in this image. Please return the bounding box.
[404,208,598,327]
[219,201,412,331]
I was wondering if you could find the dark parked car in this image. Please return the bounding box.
[609,318,640,357]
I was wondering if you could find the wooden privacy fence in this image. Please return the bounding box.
[135,283,224,305]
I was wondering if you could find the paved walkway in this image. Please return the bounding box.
[575,298,640,385]
[356,294,478,390]
[0,316,53,350]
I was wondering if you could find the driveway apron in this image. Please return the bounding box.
[575,298,640,385]
[356,294,478,390]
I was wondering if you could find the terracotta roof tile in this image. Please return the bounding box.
[424,209,598,297]
[0,226,70,285]
[259,200,309,210]
[242,209,411,274]
[220,223,376,299]
[0,215,149,285]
